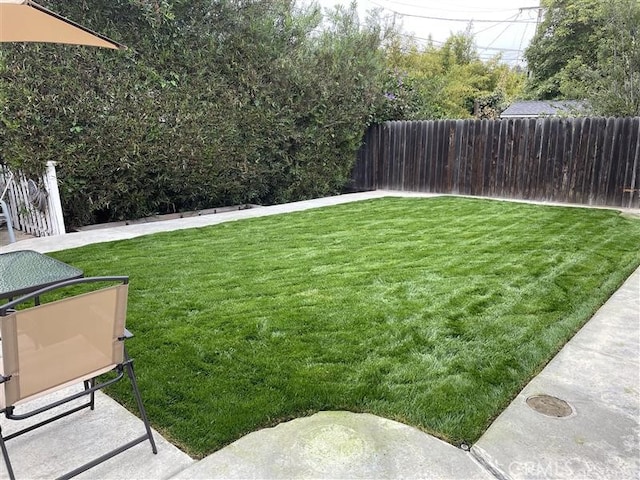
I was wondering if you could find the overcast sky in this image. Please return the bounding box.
[303,0,542,66]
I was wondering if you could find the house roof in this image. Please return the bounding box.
[500,100,587,118]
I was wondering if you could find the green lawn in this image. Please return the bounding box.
[53,197,640,457]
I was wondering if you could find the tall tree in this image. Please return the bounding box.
[376,31,525,121]
[584,0,640,116]
[525,0,604,100]
[525,0,640,116]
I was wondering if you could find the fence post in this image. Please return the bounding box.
[45,161,66,235]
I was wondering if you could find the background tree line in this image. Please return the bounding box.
[524,0,640,116]
[1,0,636,228]
[376,28,525,121]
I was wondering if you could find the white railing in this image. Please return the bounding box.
[0,161,66,237]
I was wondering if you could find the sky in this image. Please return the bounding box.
[305,0,543,66]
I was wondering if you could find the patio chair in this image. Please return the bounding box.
[0,276,157,480]
[0,172,16,244]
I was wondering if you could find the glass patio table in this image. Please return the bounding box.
[0,250,83,302]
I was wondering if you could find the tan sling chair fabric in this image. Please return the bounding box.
[0,277,156,480]
[0,285,127,408]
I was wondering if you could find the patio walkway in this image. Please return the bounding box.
[0,191,638,479]
[2,190,638,255]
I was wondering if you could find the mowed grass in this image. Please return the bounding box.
[52,197,640,457]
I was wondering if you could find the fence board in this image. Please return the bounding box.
[524,119,538,199]
[468,120,482,195]
[352,117,640,208]
[623,119,640,208]
[611,117,623,204]
[615,118,632,206]
[600,118,616,204]
[553,119,567,200]
[567,118,581,203]
[438,120,449,192]
[479,120,488,196]
[504,119,514,197]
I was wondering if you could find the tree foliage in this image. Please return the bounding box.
[375,30,525,121]
[584,0,640,116]
[525,0,640,116]
[524,0,604,99]
[0,0,387,227]
[0,1,532,228]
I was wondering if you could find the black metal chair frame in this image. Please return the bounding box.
[0,276,157,480]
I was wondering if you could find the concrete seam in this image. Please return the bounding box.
[470,445,512,480]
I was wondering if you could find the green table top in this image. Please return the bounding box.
[0,250,83,300]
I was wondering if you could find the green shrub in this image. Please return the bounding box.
[0,0,386,227]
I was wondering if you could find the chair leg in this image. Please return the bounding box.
[0,426,16,480]
[123,350,158,454]
[83,379,96,410]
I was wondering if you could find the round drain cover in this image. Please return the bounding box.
[526,394,573,417]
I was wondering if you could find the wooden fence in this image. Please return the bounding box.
[352,117,640,208]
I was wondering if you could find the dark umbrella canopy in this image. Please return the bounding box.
[0,0,125,49]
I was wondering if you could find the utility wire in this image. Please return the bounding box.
[479,11,521,52]
[472,12,523,35]
[378,0,517,14]
[400,33,524,52]
[398,34,525,65]
[369,1,537,23]
[398,11,524,45]
[516,14,533,57]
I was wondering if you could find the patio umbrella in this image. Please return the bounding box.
[0,0,125,49]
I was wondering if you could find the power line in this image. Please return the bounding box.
[397,34,526,65]
[472,12,522,35]
[369,1,538,23]
[378,0,519,14]
[395,11,525,45]
[516,13,533,56]
[479,11,521,53]
[399,33,524,52]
